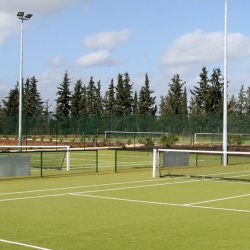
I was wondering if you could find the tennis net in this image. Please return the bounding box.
[0,145,70,178]
[153,149,250,182]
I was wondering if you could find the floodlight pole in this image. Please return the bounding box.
[18,18,24,147]
[17,12,32,146]
[223,0,228,166]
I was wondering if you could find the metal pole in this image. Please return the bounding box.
[223,0,228,166]
[152,149,157,178]
[18,19,23,146]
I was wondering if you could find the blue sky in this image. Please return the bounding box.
[1,0,250,106]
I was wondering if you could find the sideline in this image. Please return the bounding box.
[0,179,199,202]
[0,239,53,250]
[0,177,187,196]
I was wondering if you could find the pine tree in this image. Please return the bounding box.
[43,99,52,119]
[123,72,133,115]
[189,96,197,114]
[228,95,237,115]
[190,66,210,114]
[209,68,223,113]
[86,76,96,116]
[23,76,43,117]
[237,85,245,115]
[56,71,71,117]
[160,74,185,116]
[94,80,103,117]
[71,79,83,118]
[115,74,125,115]
[104,79,115,116]
[245,87,250,114]
[0,102,3,115]
[23,78,31,116]
[181,87,188,115]
[132,91,138,115]
[160,95,167,117]
[138,73,156,115]
[2,84,19,115]
[80,85,88,116]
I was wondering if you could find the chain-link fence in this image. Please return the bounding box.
[1,114,250,146]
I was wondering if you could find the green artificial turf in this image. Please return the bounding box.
[0,171,250,250]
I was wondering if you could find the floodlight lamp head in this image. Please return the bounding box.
[17,12,24,17]
[25,14,33,19]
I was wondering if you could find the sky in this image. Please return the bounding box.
[1,0,250,107]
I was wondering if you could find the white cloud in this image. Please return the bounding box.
[0,12,18,45]
[75,50,118,68]
[160,30,250,96]
[162,30,250,66]
[50,55,64,66]
[84,29,132,50]
[0,0,93,45]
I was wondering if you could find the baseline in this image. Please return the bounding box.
[70,193,250,214]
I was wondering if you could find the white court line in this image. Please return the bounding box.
[0,239,53,250]
[214,179,250,185]
[0,177,187,196]
[206,170,250,176]
[229,173,250,178]
[0,179,199,202]
[185,193,250,206]
[0,193,67,202]
[71,179,201,195]
[70,193,250,214]
[1,178,250,213]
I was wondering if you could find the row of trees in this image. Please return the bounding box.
[1,66,250,118]
[56,72,157,118]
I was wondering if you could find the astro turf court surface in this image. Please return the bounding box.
[0,171,250,250]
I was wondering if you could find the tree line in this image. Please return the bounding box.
[1,66,250,119]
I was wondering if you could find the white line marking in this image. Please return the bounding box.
[206,170,250,176]
[0,239,53,250]
[188,204,250,213]
[0,193,67,202]
[229,174,250,178]
[0,179,199,202]
[1,177,250,214]
[213,180,250,185]
[0,177,187,196]
[185,193,250,206]
[73,179,201,195]
[70,193,250,213]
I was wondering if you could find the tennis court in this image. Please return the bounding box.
[0,170,249,250]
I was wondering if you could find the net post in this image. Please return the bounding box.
[153,149,158,178]
[96,150,99,173]
[66,146,70,171]
[40,151,43,178]
[115,149,118,173]
[194,133,197,144]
